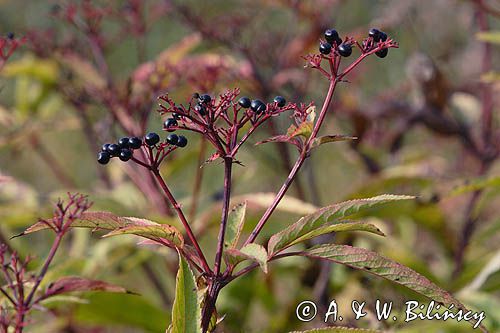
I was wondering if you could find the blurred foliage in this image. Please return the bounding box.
[0,0,499,332]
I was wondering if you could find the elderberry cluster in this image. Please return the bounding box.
[238,95,286,114]
[97,132,188,165]
[318,27,390,58]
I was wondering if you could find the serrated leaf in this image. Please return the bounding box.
[286,221,385,249]
[102,223,184,247]
[301,244,487,332]
[268,195,414,255]
[224,202,247,249]
[287,121,313,139]
[17,212,184,247]
[41,276,130,301]
[225,244,268,273]
[289,327,380,333]
[171,252,201,333]
[311,135,357,149]
[476,31,500,44]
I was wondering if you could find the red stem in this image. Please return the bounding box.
[151,169,212,274]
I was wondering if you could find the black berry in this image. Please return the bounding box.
[192,92,200,99]
[164,118,178,132]
[172,112,182,120]
[166,134,179,145]
[97,151,111,165]
[324,29,340,44]
[119,148,133,161]
[6,32,14,40]
[145,132,160,146]
[273,96,286,107]
[379,31,388,42]
[369,28,381,41]
[177,135,188,147]
[376,48,389,58]
[102,143,111,152]
[250,99,266,113]
[194,103,206,116]
[118,137,130,148]
[199,94,211,104]
[128,137,142,149]
[338,43,352,57]
[107,144,120,157]
[238,97,251,108]
[319,42,332,55]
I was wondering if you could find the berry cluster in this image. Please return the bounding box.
[158,90,294,159]
[97,132,188,165]
[318,27,390,58]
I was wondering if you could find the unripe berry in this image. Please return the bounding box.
[177,135,188,147]
[250,99,266,114]
[199,94,211,104]
[119,148,133,161]
[273,96,286,107]
[128,137,142,149]
[319,42,332,55]
[338,43,352,57]
[167,134,179,145]
[107,144,120,156]
[164,118,178,132]
[97,151,111,164]
[145,132,160,146]
[118,137,130,148]
[238,97,251,108]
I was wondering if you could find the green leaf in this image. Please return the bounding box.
[171,252,201,333]
[225,243,268,273]
[224,202,247,249]
[476,31,500,44]
[268,195,413,255]
[233,192,319,215]
[449,177,500,197]
[17,211,184,247]
[311,135,357,149]
[285,221,385,249]
[287,121,313,139]
[301,244,487,332]
[289,327,381,333]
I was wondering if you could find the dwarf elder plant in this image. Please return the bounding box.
[14,27,489,333]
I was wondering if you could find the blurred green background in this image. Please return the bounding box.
[0,0,499,332]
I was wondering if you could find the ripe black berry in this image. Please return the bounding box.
[107,144,120,156]
[192,92,200,99]
[97,151,111,165]
[250,99,266,113]
[118,137,130,148]
[145,132,160,146]
[172,113,182,120]
[324,29,341,45]
[199,94,211,104]
[369,28,381,41]
[164,118,178,132]
[194,103,206,116]
[273,96,286,107]
[7,32,14,40]
[376,48,389,58]
[167,134,179,145]
[177,135,188,147]
[102,143,111,152]
[379,31,388,42]
[338,43,352,57]
[238,97,251,108]
[319,42,332,55]
[128,137,142,149]
[119,148,133,161]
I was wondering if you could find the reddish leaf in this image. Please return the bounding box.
[41,276,131,300]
